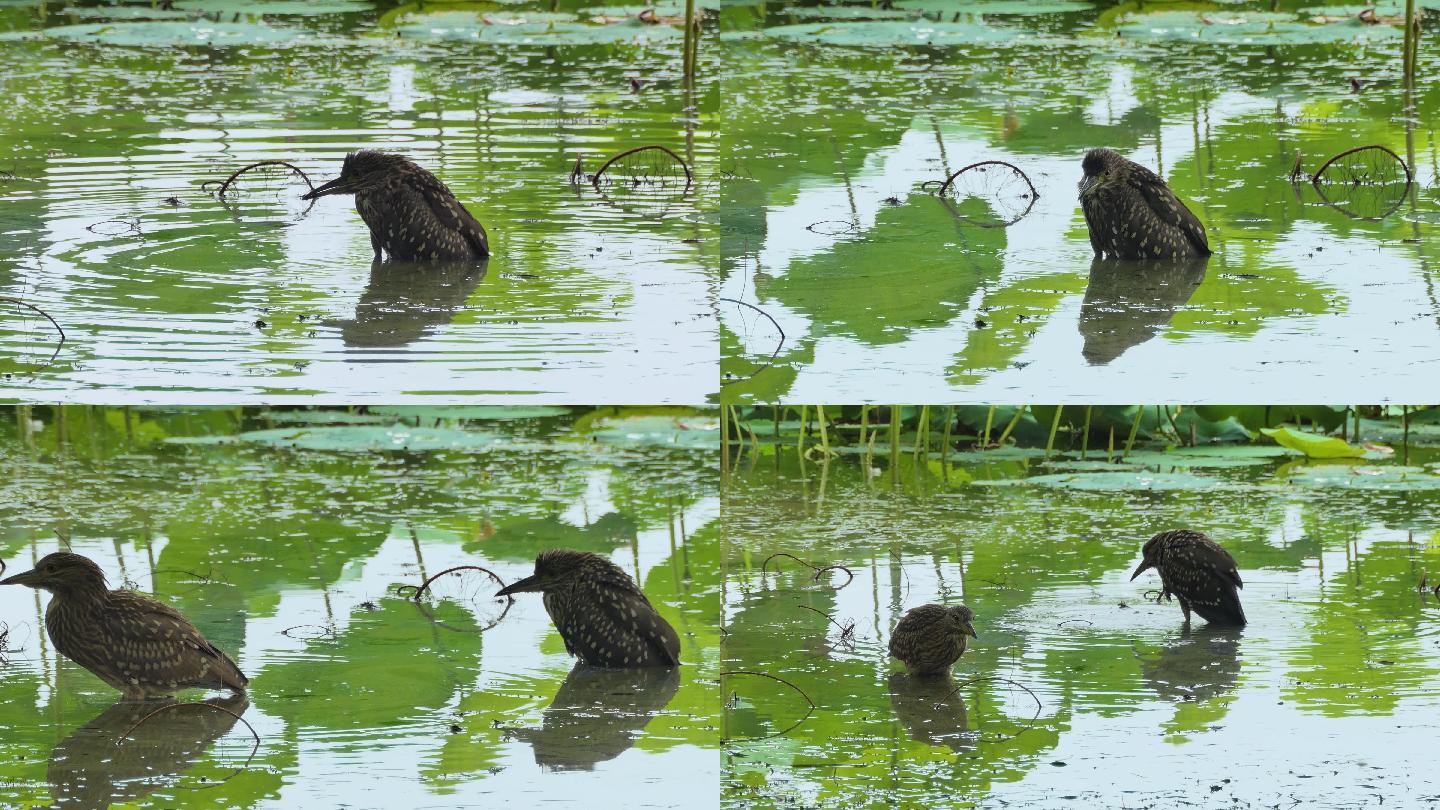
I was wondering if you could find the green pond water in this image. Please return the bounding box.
[0,2,716,402]
[0,406,720,808]
[721,431,1440,808]
[719,1,1440,403]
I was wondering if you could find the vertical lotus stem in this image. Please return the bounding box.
[859,404,869,448]
[1045,406,1063,458]
[796,405,807,459]
[1403,405,1410,465]
[1403,0,1417,89]
[995,405,1027,447]
[1107,425,1115,463]
[1123,406,1144,459]
[683,0,697,85]
[55,405,68,449]
[721,400,731,472]
[941,406,953,466]
[816,405,829,456]
[889,406,901,486]
[915,405,930,461]
[982,405,996,447]
[1081,405,1092,459]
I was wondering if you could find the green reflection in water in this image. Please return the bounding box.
[0,405,719,808]
[718,1,1440,403]
[722,427,1440,808]
[0,1,717,401]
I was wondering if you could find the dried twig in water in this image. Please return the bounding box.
[937,675,1043,742]
[215,160,316,197]
[721,670,816,740]
[761,552,822,575]
[85,218,142,237]
[281,624,337,641]
[812,565,854,590]
[591,144,692,191]
[0,297,66,379]
[797,604,857,643]
[760,553,854,591]
[397,565,515,633]
[719,297,785,387]
[119,701,261,788]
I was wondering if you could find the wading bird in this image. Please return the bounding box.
[888,604,977,677]
[302,150,490,261]
[1131,529,1246,626]
[0,553,248,699]
[496,549,681,668]
[1079,148,1210,260]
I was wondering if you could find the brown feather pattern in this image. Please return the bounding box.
[527,550,681,668]
[1080,148,1210,260]
[1137,529,1246,626]
[889,603,975,677]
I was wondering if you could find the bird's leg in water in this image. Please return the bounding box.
[370,231,383,259]
[1178,596,1192,626]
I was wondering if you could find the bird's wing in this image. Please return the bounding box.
[100,592,247,690]
[543,590,580,658]
[889,605,945,660]
[1200,541,1244,590]
[1080,196,1105,256]
[1127,165,1210,255]
[569,574,680,666]
[409,172,490,257]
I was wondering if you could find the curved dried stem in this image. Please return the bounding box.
[0,297,66,379]
[721,670,816,740]
[719,297,785,387]
[591,144,692,190]
[936,675,1043,742]
[118,701,261,789]
[398,565,515,634]
[216,160,315,197]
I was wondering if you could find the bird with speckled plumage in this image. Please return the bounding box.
[302,150,490,261]
[0,553,248,699]
[1131,529,1246,626]
[1079,148,1211,260]
[889,603,977,677]
[497,549,680,668]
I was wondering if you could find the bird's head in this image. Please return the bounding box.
[302,150,412,200]
[1130,532,1166,581]
[1078,148,1121,198]
[496,549,601,596]
[946,604,978,638]
[0,552,107,596]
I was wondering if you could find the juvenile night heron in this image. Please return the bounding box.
[302,150,490,261]
[888,603,977,677]
[0,553,248,699]
[1131,529,1246,626]
[496,549,681,668]
[1079,148,1211,260]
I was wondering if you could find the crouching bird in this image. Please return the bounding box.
[0,553,248,699]
[1131,529,1246,626]
[888,603,977,677]
[496,549,681,668]
[302,150,490,261]
[1079,148,1210,260]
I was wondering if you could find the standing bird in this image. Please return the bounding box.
[0,553,248,699]
[1078,148,1210,260]
[1131,529,1246,626]
[496,549,681,668]
[302,150,490,261]
[888,604,977,677]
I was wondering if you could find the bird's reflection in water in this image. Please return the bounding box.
[1079,256,1207,365]
[508,664,680,771]
[887,672,972,753]
[335,258,487,348]
[1140,625,1243,703]
[48,694,250,809]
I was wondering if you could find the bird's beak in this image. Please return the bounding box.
[1130,559,1153,581]
[300,175,353,201]
[0,567,41,587]
[1077,174,1097,197]
[495,574,543,597]
[963,622,977,638]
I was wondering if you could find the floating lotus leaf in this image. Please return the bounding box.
[971,471,1225,490]
[1260,427,1366,459]
[390,11,680,42]
[1114,11,1402,44]
[366,405,572,421]
[1301,4,1406,16]
[761,20,1025,46]
[782,6,919,20]
[1105,451,1275,469]
[1281,465,1440,490]
[57,5,195,19]
[0,20,305,46]
[583,415,719,449]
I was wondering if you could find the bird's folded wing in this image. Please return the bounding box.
[1132,172,1209,254]
[104,592,244,684]
[411,174,490,256]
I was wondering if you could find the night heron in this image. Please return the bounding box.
[888,603,977,677]
[1131,529,1246,626]
[1079,148,1211,260]
[0,553,248,699]
[496,549,681,668]
[301,150,490,261]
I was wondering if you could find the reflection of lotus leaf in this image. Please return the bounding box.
[1,21,306,46]
[165,424,504,451]
[1114,11,1402,44]
[762,21,1026,47]
[891,0,1091,13]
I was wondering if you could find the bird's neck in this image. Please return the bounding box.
[50,580,110,607]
